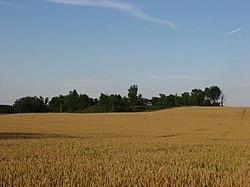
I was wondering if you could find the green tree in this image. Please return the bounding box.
[181,92,190,106]
[204,86,222,106]
[13,96,48,113]
[78,94,90,111]
[166,94,176,107]
[174,94,182,107]
[127,85,139,111]
[190,89,205,106]
[64,90,80,112]
[108,94,127,112]
[98,93,110,112]
[49,95,65,112]
[150,94,168,109]
[0,105,15,114]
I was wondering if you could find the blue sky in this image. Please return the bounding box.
[1,0,250,106]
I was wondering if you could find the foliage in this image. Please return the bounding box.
[48,90,97,113]
[13,96,48,113]
[190,89,205,106]
[0,105,15,114]
[204,86,222,106]
[48,95,65,112]
[4,85,223,113]
[127,85,139,110]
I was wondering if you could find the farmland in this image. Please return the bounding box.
[0,107,250,186]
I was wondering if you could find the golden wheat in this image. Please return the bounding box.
[0,107,249,186]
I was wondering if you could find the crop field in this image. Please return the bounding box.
[0,107,250,186]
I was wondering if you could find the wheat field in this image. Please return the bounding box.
[0,107,249,186]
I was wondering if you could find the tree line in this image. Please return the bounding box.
[0,85,223,114]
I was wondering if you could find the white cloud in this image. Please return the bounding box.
[46,0,175,28]
[226,28,242,35]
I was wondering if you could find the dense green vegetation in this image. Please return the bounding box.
[1,85,223,113]
[0,105,15,114]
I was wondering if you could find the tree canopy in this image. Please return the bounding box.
[13,96,49,113]
[1,85,223,114]
[0,105,15,114]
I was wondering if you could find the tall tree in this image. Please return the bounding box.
[13,96,48,113]
[108,94,127,112]
[78,94,90,111]
[98,93,110,112]
[166,94,176,107]
[64,89,80,112]
[205,86,222,106]
[49,95,65,112]
[181,92,190,106]
[190,89,205,106]
[127,85,139,110]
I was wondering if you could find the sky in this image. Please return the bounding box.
[0,0,250,106]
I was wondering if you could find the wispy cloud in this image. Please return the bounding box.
[226,28,242,35]
[46,0,175,28]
